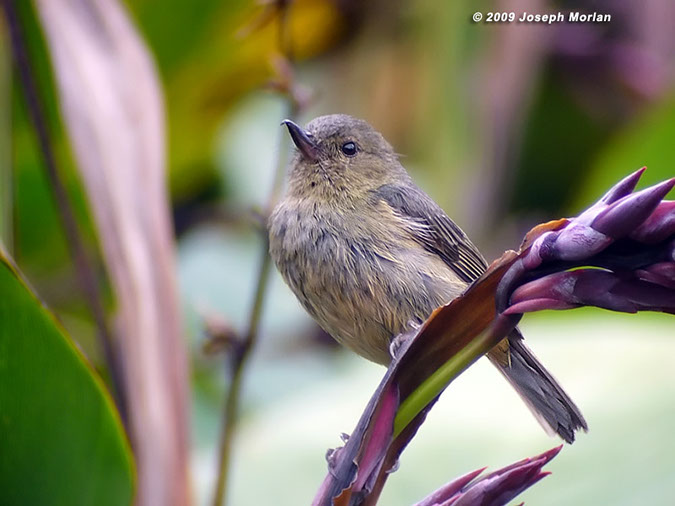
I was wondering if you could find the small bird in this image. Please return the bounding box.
[268,114,587,443]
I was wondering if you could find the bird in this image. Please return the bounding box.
[268,114,587,443]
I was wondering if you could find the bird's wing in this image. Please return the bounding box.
[372,183,488,283]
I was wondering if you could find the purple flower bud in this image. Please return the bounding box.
[518,171,673,267]
[599,166,646,205]
[415,468,484,506]
[510,273,574,305]
[630,200,675,244]
[636,262,675,289]
[591,178,675,239]
[611,277,675,313]
[507,267,675,315]
[505,298,578,315]
[574,167,646,226]
[452,446,561,506]
[552,224,613,261]
[522,231,554,269]
[507,271,581,314]
[415,447,561,506]
[572,271,639,312]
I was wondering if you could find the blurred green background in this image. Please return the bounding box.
[5,0,675,504]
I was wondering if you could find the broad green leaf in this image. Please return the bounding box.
[0,254,134,506]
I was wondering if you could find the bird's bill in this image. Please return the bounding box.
[282,119,321,162]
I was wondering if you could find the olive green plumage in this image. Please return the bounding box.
[269,114,587,442]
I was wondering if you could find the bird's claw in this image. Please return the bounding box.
[389,320,421,362]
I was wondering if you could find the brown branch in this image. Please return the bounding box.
[1,0,126,421]
[211,101,299,506]
[211,3,303,504]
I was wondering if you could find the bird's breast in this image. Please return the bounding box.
[268,199,465,364]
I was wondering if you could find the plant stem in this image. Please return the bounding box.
[211,4,299,503]
[1,0,126,421]
[211,106,295,506]
[393,315,518,437]
[212,242,272,506]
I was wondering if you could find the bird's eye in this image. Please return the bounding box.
[341,141,357,156]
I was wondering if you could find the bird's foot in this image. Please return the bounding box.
[389,320,421,362]
[325,433,350,471]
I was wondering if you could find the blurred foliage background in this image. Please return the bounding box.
[4,0,675,504]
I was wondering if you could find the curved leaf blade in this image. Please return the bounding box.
[0,255,134,506]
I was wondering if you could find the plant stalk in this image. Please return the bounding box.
[211,108,295,506]
[211,5,298,503]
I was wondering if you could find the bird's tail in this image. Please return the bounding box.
[488,330,588,443]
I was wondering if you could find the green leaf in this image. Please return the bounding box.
[0,253,135,506]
